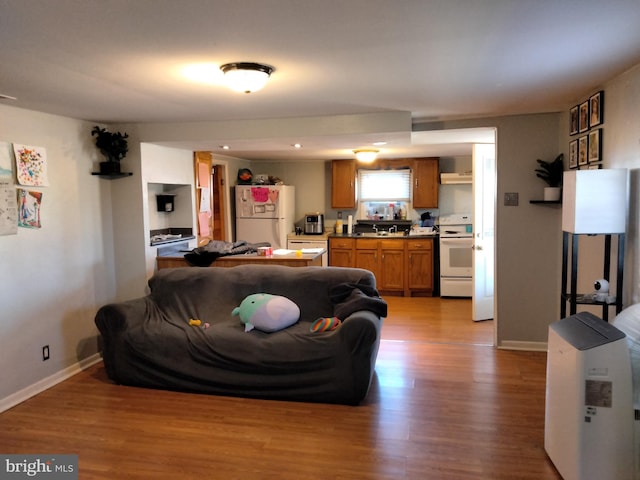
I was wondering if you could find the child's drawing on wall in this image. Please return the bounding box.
[17,188,42,228]
[13,144,49,186]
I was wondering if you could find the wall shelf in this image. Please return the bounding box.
[530,200,561,205]
[92,172,133,179]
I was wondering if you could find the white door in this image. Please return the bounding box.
[472,142,496,321]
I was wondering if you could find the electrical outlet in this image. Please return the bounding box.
[42,345,50,361]
[504,192,519,206]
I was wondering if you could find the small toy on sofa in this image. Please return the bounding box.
[232,293,300,333]
[310,317,341,333]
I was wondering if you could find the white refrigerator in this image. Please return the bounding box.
[235,185,295,249]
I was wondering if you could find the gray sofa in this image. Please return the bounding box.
[95,265,387,405]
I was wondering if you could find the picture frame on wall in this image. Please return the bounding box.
[570,105,579,135]
[588,128,602,163]
[579,100,589,133]
[569,139,578,168]
[589,90,604,127]
[578,135,588,166]
[588,163,602,170]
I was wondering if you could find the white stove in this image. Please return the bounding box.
[439,214,473,297]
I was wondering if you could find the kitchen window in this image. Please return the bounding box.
[359,169,411,201]
[358,169,411,220]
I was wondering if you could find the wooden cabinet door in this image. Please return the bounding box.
[380,244,404,291]
[329,237,354,267]
[408,250,433,290]
[413,158,439,208]
[330,249,353,267]
[355,248,380,282]
[407,239,433,292]
[331,159,356,209]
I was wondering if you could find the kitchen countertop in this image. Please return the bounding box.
[329,232,438,239]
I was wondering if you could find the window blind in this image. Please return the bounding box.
[359,169,411,201]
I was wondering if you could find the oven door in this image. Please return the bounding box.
[439,237,473,277]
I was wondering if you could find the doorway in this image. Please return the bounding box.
[194,152,232,244]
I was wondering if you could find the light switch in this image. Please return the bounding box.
[504,192,519,206]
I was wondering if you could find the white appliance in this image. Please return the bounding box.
[545,312,634,480]
[235,185,295,249]
[287,236,328,267]
[439,213,473,297]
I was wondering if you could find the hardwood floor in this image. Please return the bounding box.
[0,297,561,479]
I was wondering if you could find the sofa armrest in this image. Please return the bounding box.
[339,310,382,354]
[336,310,383,404]
[95,298,151,382]
[95,298,150,335]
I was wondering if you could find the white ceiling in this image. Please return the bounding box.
[1,0,640,160]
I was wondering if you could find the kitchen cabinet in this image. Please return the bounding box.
[329,236,435,296]
[355,238,404,291]
[331,157,438,210]
[329,237,355,267]
[379,240,404,292]
[355,238,403,292]
[412,158,439,208]
[355,239,380,280]
[331,159,357,209]
[406,238,433,294]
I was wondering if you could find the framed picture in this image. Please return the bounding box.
[588,163,602,170]
[569,139,578,168]
[578,135,588,166]
[588,128,602,163]
[579,100,590,133]
[589,90,604,127]
[570,105,579,135]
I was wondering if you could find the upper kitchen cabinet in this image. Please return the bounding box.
[412,158,439,208]
[331,159,357,209]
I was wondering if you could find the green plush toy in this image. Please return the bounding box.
[231,293,300,333]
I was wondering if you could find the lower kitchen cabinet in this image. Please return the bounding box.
[328,237,355,267]
[330,236,433,296]
[379,240,404,292]
[355,239,380,281]
[406,239,433,294]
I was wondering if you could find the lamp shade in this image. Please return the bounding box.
[354,149,379,163]
[220,62,273,93]
[562,169,628,234]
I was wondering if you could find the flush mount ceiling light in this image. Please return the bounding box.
[353,148,379,163]
[220,62,274,93]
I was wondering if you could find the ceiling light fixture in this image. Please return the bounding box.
[220,62,274,94]
[353,148,379,163]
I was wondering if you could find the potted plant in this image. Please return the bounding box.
[92,126,129,174]
[535,153,564,201]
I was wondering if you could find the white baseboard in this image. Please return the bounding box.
[498,340,548,352]
[0,353,103,414]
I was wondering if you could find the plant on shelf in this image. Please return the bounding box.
[92,126,129,174]
[535,153,564,201]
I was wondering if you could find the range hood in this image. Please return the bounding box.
[440,172,472,184]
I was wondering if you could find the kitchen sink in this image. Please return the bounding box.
[357,231,407,237]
